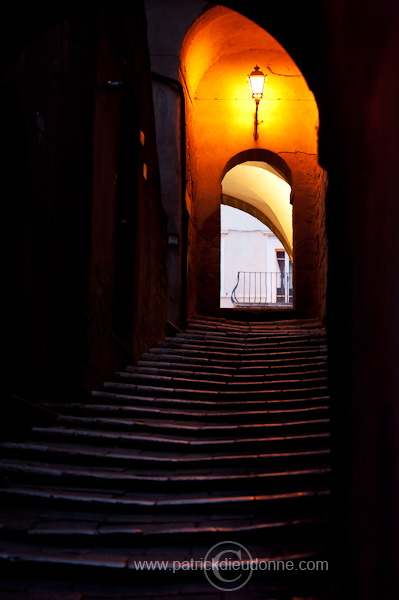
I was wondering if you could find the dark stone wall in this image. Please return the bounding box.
[321,2,399,598]
[87,1,167,391]
[0,1,168,404]
[291,154,327,321]
[313,169,328,324]
[0,12,98,402]
[195,210,221,317]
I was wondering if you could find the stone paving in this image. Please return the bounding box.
[0,316,332,599]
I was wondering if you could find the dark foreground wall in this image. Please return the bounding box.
[87,1,167,390]
[0,0,167,405]
[0,10,98,401]
[322,2,399,599]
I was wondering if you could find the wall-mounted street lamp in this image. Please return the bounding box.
[248,65,267,140]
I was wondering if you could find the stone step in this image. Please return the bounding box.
[163,335,327,351]
[29,425,330,452]
[0,483,330,514]
[136,359,237,373]
[152,344,328,360]
[0,440,331,470]
[0,538,328,587]
[181,333,324,343]
[127,362,327,379]
[52,415,330,439]
[112,372,328,393]
[181,333,327,345]
[43,401,330,423]
[141,351,329,367]
[176,328,326,340]
[90,389,331,410]
[0,578,330,600]
[0,504,328,545]
[0,458,330,494]
[179,333,326,346]
[133,358,328,375]
[187,317,323,331]
[174,340,327,353]
[101,382,329,402]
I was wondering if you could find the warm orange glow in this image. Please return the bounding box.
[180,6,320,230]
[180,5,325,317]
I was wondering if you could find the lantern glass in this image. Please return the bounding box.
[249,65,266,100]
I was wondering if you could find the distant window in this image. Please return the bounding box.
[276,250,285,274]
[276,250,286,303]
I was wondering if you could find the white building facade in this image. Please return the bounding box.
[220,205,292,308]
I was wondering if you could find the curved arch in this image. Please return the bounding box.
[221,157,293,256]
[222,149,293,188]
[221,194,292,260]
[179,3,324,317]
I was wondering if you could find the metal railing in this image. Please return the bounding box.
[231,271,293,306]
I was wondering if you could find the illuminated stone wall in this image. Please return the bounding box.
[178,5,325,316]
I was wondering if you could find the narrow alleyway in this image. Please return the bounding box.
[0,316,331,599]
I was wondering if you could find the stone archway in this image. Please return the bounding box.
[220,151,293,310]
[222,148,293,188]
[180,4,327,319]
[221,149,293,257]
[221,195,290,254]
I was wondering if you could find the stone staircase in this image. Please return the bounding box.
[0,316,332,599]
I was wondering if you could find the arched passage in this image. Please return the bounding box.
[221,151,293,257]
[222,148,293,188]
[221,195,290,253]
[179,4,326,318]
[220,154,293,309]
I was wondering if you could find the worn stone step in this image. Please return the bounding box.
[163,336,327,352]
[0,538,329,587]
[0,458,330,494]
[101,382,329,403]
[29,425,330,452]
[153,337,327,349]
[127,362,327,379]
[152,344,328,361]
[90,389,331,410]
[0,504,328,545]
[178,332,326,353]
[183,334,327,346]
[176,340,327,353]
[182,322,324,334]
[141,351,329,368]
[181,333,327,345]
[235,361,328,374]
[43,401,330,424]
[0,578,331,600]
[0,483,330,515]
[177,328,326,340]
[53,415,330,440]
[133,358,327,375]
[187,317,323,331]
[136,359,237,374]
[0,440,331,470]
[114,371,328,391]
